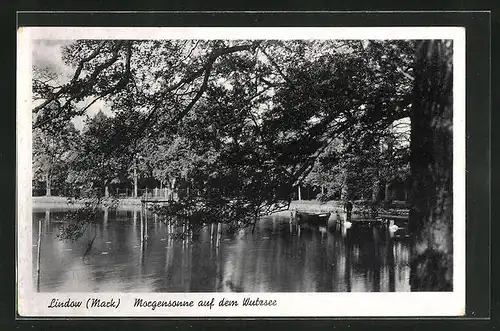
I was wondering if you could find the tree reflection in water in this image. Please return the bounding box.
[33,208,411,292]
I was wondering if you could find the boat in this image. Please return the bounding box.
[295,211,331,226]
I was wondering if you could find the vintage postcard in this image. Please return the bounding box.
[17,26,465,317]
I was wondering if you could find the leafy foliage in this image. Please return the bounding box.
[32,122,80,195]
[33,39,415,237]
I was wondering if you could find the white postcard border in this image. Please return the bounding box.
[17,26,466,317]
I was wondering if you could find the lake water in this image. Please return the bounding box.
[32,207,411,292]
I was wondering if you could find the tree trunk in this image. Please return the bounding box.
[409,40,453,291]
[371,175,380,203]
[384,182,391,202]
[45,172,51,197]
[341,170,349,200]
[385,131,394,203]
[170,178,177,201]
[133,166,138,198]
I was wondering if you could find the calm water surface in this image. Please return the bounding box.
[32,208,411,292]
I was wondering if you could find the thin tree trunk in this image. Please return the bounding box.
[133,165,138,198]
[45,172,51,197]
[170,178,177,201]
[384,182,391,202]
[372,175,380,203]
[341,170,349,200]
[409,40,453,291]
[385,132,394,203]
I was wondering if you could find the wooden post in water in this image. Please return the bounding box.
[140,203,144,244]
[139,225,145,270]
[36,215,43,292]
[144,204,148,241]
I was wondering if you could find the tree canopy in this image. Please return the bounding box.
[33,39,414,227]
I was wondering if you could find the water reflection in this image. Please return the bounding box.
[32,208,411,292]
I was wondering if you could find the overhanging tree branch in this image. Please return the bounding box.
[33,41,109,114]
[140,42,262,134]
[258,47,295,88]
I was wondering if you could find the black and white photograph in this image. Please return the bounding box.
[17,26,465,317]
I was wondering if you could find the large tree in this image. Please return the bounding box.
[265,40,414,202]
[409,40,453,291]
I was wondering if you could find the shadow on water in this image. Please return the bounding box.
[32,208,411,292]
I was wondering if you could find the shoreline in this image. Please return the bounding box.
[31,196,407,216]
[31,196,347,213]
[32,196,142,211]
